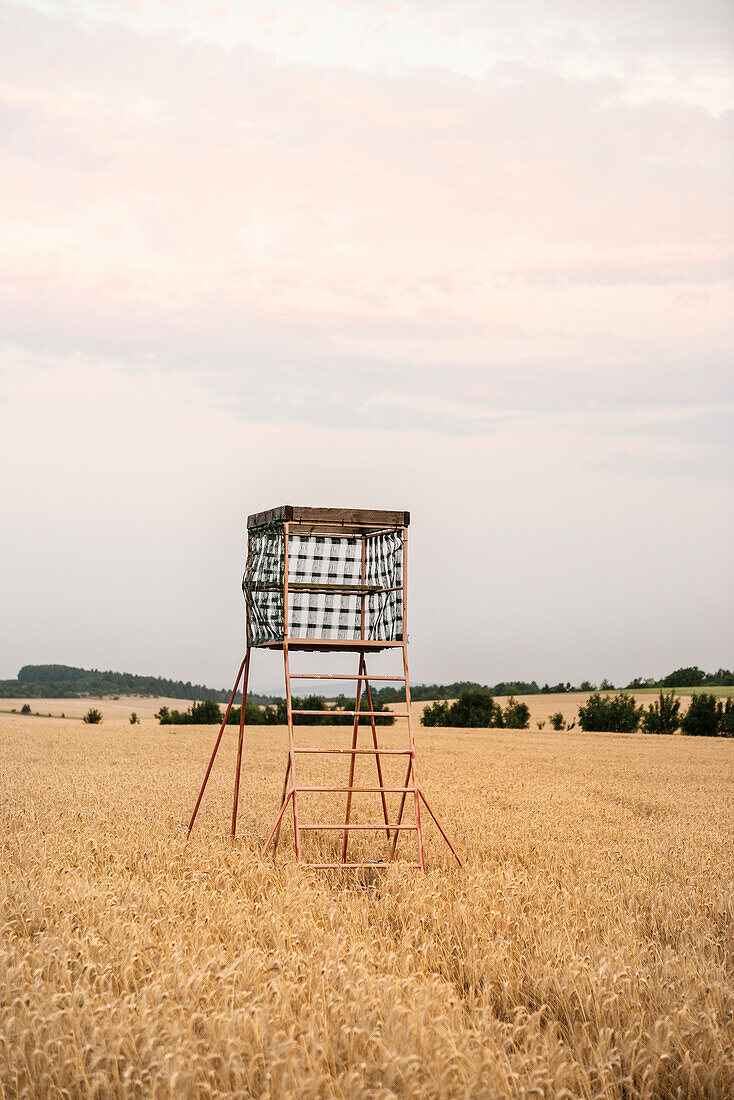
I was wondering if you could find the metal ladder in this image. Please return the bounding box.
[260,647,426,869]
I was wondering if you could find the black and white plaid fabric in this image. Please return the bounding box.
[365,530,403,640]
[288,535,362,586]
[244,527,404,643]
[288,589,362,639]
[243,526,284,645]
[288,535,361,639]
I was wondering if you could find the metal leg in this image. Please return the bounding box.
[272,757,291,858]
[363,658,391,841]
[419,790,463,867]
[231,649,251,840]
[188,655,247,838]
[389,758,413,860]
[403,645,425,872]
[283,642,301,862]
[341,653,365,863]
[260,790,293,858]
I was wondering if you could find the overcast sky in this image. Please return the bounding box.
[1,0,732,693]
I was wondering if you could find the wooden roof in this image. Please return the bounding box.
[247,506,410,530]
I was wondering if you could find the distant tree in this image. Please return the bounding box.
[503,696,530,729]
[549,712,565,730]
[421,701,451,727]
[422,688,502,728]
[600,678,614,691]
[20,703,31,715]
[720,698,734,736]
[579,681,595,692]
[663,666,705,688]
[681,693,722,737]
[189,699,223,724]
[577,692,642,733]
[129,712,140,725]
[490,681,540,696]
[155,701,222,725]
[704,668,734,687]
[641,692,680,735]
[226,701,281,726]
[82,707,103,725]
[290,694,330,725]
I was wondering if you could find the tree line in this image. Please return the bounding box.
[372,666,733,704]
[420,688,734,736]
[0,664,274,704]
[576,691,734,736]
[155,696,395,726]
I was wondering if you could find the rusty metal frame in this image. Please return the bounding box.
[187,515,462,871]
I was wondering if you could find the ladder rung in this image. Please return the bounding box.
[299,824,417,831]
[294,748,412,755]
[290,709,408,717]
[296,786,414,793]
[303,862,422,869]
[288,674,407,681]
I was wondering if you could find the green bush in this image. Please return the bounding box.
[421,700,451,727]
[422,688,502,728]
[226,701,281,726]
[577,692,642,733]
[190,699,223,724]
[681,693,725,737]
[641,691,680,735]
[549,712,565,730]
[82,707,103,725]
[20,703,31,715]
[503,696,530,729]
[156,699,223,725]
[720,698,734,736]
[129,712,140,725]
[422,690,531,729]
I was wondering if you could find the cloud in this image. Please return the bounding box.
[1,347,731,688]
[1,2,732,684]
[1,3,732,428]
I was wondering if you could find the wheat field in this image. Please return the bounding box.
[1,714,732,1099]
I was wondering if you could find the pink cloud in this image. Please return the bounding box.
[0,3,731,384]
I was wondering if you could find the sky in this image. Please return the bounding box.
[1,0,732,694]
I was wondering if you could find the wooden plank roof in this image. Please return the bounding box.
[247,506,410,530]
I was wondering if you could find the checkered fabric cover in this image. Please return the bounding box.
[288,534,361,640]
[243,526,404,644]
[243,525,284,646]
[365,530,403,641]
[288,534,362,586]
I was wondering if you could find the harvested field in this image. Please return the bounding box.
[0,697,204,721]
[1,714,732,1098]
